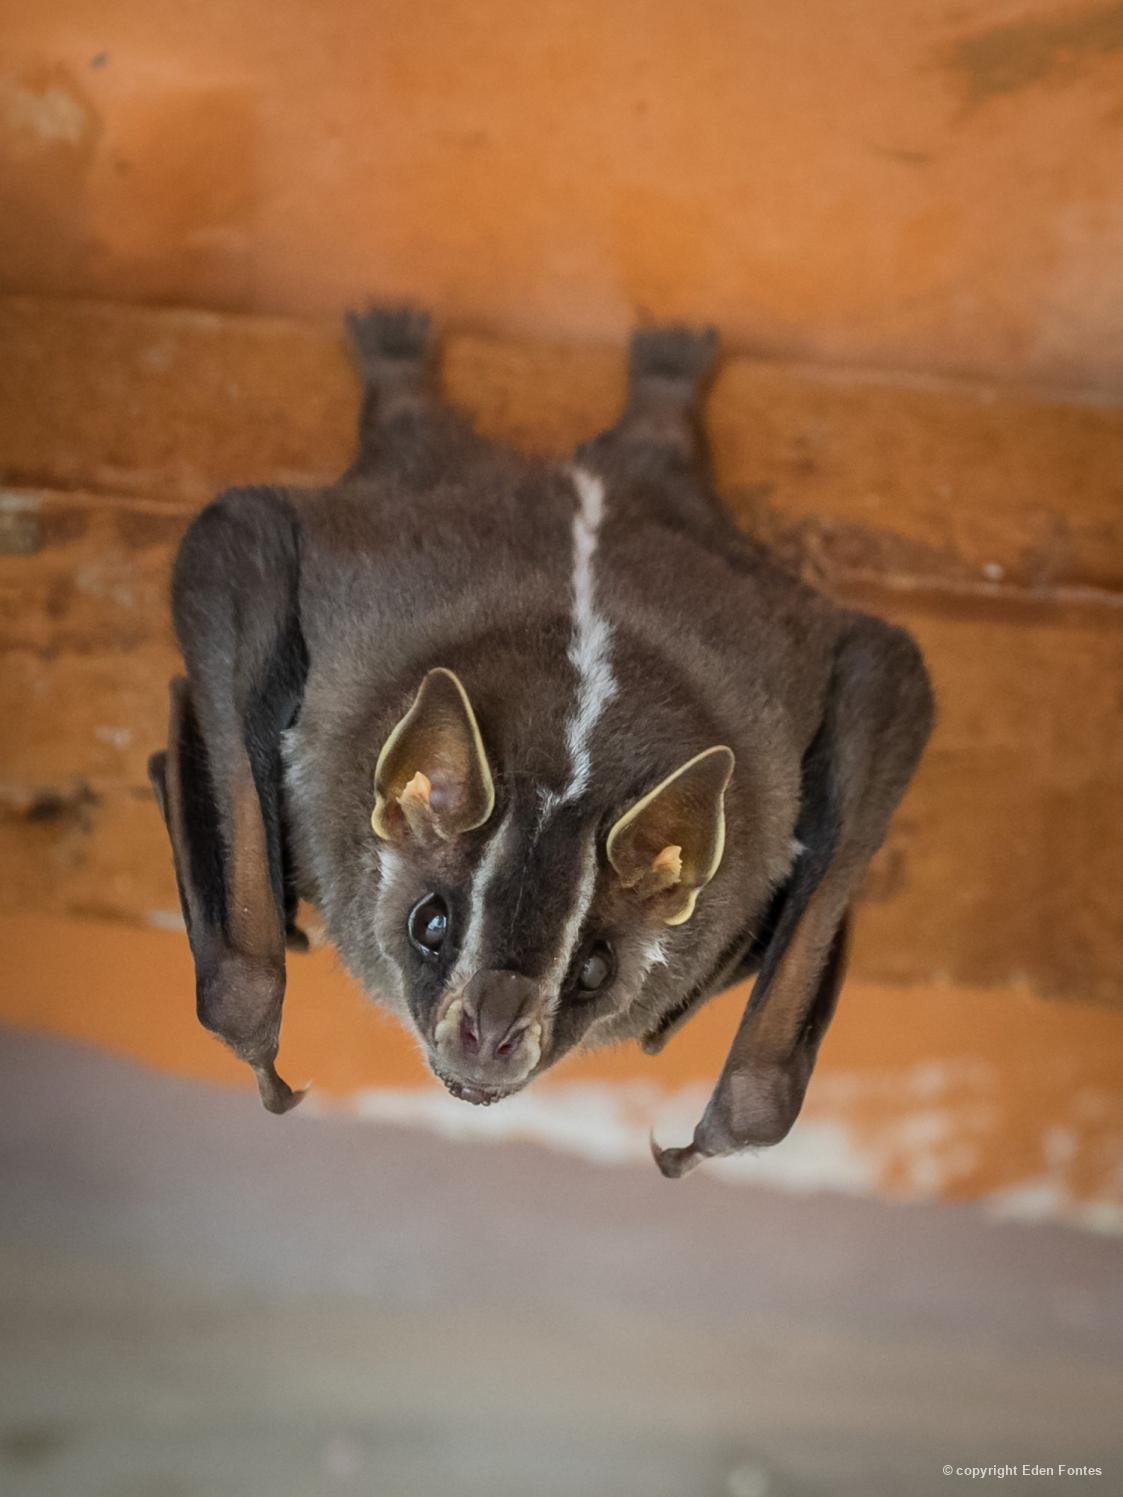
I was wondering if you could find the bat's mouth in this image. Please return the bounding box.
[432,1066,522,1107]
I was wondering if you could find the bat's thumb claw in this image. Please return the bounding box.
[254,1062,307,1115]
[649,1130,706,1179]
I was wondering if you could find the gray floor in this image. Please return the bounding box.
[1,1028,1120,1497]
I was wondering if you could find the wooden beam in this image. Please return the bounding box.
[0,296,1120,1004]
[3,295,1121,598]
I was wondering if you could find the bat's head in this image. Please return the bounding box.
[367,667,735,1104]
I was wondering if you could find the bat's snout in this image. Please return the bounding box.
[431,970,545,1103]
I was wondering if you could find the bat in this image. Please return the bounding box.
[149,308,933,1176]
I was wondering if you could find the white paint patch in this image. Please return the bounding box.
[75,562,134,609]
[95,724,133,750]
[547,467,617,811]
[320,1079,883,1191]
[304,1060,1123,1236]
[146,908,186,932]
[988,1183,1123,1236]
[0,77,88,148]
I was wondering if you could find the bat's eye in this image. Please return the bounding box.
[408,894,450,959]
[576,939,615,995]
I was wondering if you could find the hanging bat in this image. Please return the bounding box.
[149,308,933,1177]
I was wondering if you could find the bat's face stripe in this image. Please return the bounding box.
[538,466,617,826]
[633,933,669,984]
[461,805,599,986]
[448,807,518,991]
[372,842,410,998]
[541,830,599,1001]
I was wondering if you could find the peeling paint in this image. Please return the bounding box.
[0,75,89,149]
[145,908,186,932]
[318,1071,1123,1235]
[5,909,1121,1229]
[94,725,133,750]
[74,562,136,609]
[988,1180,1123,1235]
[0,491,40,555]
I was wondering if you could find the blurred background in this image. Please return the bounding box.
[1,1,1121,1493]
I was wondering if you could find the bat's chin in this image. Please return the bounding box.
[432,1065,528,1107]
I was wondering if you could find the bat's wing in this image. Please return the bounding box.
[150,487,309,1112]
[653,613,934,1176]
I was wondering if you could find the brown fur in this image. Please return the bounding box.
[151,309,933,1171]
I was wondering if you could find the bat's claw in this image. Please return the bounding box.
[254,1062,307,1115]
[649,1130,707,1179]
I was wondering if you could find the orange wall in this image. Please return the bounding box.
[2,5,1121,1219]
[3,913,1122,1217]
[3,0,1123,385]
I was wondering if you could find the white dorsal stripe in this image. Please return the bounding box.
[542,466,617,817]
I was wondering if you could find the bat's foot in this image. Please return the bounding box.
[345,305,433,378]
[583,323,721,482]
[628,324,719,399]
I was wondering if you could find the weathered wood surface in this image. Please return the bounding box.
[3,295,1122,597]
[1,296,1120,1002]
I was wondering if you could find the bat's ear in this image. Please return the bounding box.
[607,746,735,925]
[653,616,933,1177]
[372,668,495,845]
[152,488,308,1113]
